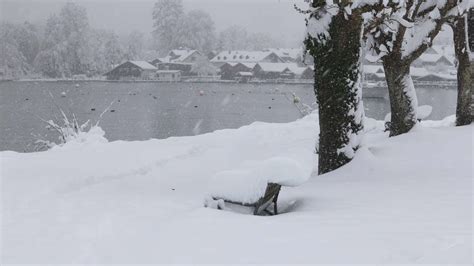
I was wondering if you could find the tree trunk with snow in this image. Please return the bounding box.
[451,15,472,126]
[382,58,418,136]
[306,9,364,175]
[364,0,461,135]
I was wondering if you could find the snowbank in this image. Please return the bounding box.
[1,113,471,264]
[54,126,108,150]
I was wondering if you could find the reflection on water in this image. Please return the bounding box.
[0,81,457,152]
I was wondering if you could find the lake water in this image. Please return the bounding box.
[0,81,457,152]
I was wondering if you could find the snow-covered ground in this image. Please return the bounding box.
[1,113,472,264]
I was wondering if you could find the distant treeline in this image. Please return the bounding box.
[0,0,285,79]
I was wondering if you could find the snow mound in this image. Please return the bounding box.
[385,104,433,121]
[54,126,108,150]
[208,157,311,204]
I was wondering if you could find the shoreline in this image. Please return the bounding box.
[1,78,458,87]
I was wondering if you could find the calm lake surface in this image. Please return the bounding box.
[0,81,457,152]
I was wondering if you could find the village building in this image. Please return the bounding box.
[413,47,455,73]
[267,48,302,63]
[155,62,195,77]
[156,49,201,64]
[363,65,385,81]
[210,51,285,67]
[156,70,181,82]
[252,63,299,80]
[219,62,256,80]
[151,49,202,77]
[287,65,313,79]
[104,61,157,81]
[235,72,254,83]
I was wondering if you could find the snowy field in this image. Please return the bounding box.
[0,81,457,152]
[1,113,472,264]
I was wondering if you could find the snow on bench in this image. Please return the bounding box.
[205,157,312,215]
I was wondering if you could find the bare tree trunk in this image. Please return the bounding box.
[306,10,364,175]
[382,58,418,136]
[451,15,472,126]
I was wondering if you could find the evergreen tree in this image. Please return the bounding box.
[305,1,365,174]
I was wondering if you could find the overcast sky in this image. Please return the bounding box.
[1,0,309,47]
[0,0,453,47]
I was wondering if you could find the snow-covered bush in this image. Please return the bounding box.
[35,109,108,151]
[34,97,113,151]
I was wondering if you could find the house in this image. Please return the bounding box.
[415,73,456,82]
[104,61,157,80]
[210,51,285,67]
[252,63,299,80]
[150,58,162,66]
[235,72,253,83]
[219,62,256,80]
[300,67,314,79]
[410,67,430,79]
[412,46,455,74]
[268,48,302,63]
[363,65,385,81]
[155,62,195,76]
[157,49,201,64]
[156,70,181,82]
[286,65,313,79]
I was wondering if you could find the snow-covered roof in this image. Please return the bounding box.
[410,67,430,77]
[211,51,278,63]
[285,65,311,75]
[431,45,455,57]
[256,63,299,72]
[268,48,301,60]
[240,63,257,69]
[415,73,457,81]
[417,54,454,65]
[156,70,181,74]
[364,54,382,64]
[158,50,200,63]
[363,65,384,74]
[419,53,442,63]
[129,61,158,70]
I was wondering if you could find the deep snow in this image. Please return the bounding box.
[1,113,472,264]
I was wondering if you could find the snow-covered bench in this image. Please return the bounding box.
[204,157,312,215]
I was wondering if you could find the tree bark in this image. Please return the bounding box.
[451,15,472,126]
[306,10,364,175]
[382,58,418,136]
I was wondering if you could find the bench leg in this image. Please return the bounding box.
[273,193,279,215]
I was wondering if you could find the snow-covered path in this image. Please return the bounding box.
[1,115,472,264]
